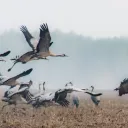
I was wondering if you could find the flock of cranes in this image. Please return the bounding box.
[0,22,127,112]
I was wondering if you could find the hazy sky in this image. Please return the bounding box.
[0,0,128,93]
[0,0,128,37]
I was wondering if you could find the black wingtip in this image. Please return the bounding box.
[25,68,33,74]
[20,25,27,31]
[8,68,11,72]
[49,42,53,47]
[6,51,11,55]
[0,51,11,57]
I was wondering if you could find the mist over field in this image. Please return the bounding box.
[1,1,128,127]
[0,30,128,91]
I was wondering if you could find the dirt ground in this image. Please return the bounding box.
[0,94,128,128]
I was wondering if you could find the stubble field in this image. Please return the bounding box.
[0,94,128,128]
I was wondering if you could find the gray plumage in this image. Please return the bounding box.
[90,86,101,106]
[20,26,35,51]
[1,81,32,112]
[1,68,33,86]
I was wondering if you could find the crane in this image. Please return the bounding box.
[8,25,48,72]
[89,86,102,106]
[30,23,68,60]
[38,82,46,95]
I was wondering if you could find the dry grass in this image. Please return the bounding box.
[0,97,128,128]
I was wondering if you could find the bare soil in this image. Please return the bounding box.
[0,93,128,128]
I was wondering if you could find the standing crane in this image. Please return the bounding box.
[8,25,48,72]
[89,86,101,106]
[39,83,41,92]
[38,82,45,94]
[43,82,45,94]
[30,23,68,60]
[0,68,33,86]
[0,51,11,62]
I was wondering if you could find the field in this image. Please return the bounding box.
[0,92,128,128]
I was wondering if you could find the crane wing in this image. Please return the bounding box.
[12,68,33,80]
[3,68,33,85]
[54,90,70,107]
[0,51,11,57]
[20,26,35,51]
[36,23,51,53]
